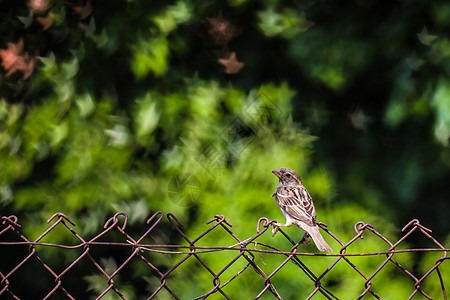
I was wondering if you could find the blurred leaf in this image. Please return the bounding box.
[1,0,449,298]
[134,92,160,144]
[152,1,192,34]
[76,93,95,118]
[131,37,169,78]
[385,99,407,128]
[257,8,313,38]
[431,81,450,146]
[417,27,438,46]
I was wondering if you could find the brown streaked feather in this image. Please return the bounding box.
[274,186,317,227]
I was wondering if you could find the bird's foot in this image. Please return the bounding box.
[272,224,280,236]
[272,222,292,237]
[300,232,310,245]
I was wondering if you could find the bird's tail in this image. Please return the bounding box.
[301,224,333,252]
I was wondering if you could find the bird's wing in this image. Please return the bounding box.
[275,186,317,227]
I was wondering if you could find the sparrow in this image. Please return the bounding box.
[271,168,332,252]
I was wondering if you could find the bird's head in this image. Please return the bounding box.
[271,168,302,186]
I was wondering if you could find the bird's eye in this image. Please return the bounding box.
[286,174,291,177]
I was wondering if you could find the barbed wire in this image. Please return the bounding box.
[0,212,448,299]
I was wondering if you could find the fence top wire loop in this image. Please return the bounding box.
[256,217,276,233]
[167,212,184,228]
[1,212,449,300]
[1,215,20,228]
[206,214,232,228]
[147,211,164,225]
[353,221,374,239]
[133,211,165,245]
[402,218,433,234]
[47,212,76,227]
[168,212,194,246]
[104,212,128,231]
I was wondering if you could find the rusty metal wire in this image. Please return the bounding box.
[1,212,448,299]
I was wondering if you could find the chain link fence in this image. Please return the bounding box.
[1,212,448,299]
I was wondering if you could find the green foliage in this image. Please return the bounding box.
[0,0,449,298]
[131,37,170,78]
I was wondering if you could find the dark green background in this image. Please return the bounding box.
[1,0,449,298]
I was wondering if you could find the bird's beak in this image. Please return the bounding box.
[271,169,282,178]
